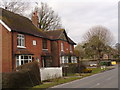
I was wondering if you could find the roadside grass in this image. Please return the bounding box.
[31,67,111,89]
[32,77,81,88]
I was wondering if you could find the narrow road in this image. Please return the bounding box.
[51,66,118,88]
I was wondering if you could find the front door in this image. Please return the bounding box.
[42,56,52,67]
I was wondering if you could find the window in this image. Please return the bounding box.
[61,42,64,51]
[16,55,32,67]
[60,56,68,64]
[33,40,37,45]
[17,34,25,47]
[42,39,47,49]
[70,45,73,52]
[71,56,77,63]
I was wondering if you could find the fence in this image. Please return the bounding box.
[40,67,62,81]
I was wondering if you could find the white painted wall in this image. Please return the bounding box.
[40,67,63,81]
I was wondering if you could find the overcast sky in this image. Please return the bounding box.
[1,0,119,44]
[35,0,118,45]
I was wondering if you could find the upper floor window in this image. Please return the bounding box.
[70,45,73,52]
[42,39,47,49]
[17,34,25,47]
[61,42,64,51]
[33,40,37,46]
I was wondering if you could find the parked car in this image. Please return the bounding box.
[90,63,97,67]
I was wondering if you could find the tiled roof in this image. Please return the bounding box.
[45,29,76,45]
[0,8,76,44]
[0,8,48,38]
[45,29,64,39]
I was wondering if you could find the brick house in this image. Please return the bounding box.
[0,8,77,72]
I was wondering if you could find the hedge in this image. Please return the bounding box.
[62,63,86,76]
[2,61,41,88]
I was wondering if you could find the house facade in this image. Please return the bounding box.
[0,8,77,72]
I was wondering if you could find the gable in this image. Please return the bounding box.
[0,20,11,32]
[59,32,67,41]
[0,8,48,39]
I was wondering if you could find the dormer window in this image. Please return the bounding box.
[61,42,64,51]
[17,34,25,48]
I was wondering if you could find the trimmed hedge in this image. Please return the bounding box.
[2,61,41,88]
[62,63,87,76]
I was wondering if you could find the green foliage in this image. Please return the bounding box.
[83,26,114,59]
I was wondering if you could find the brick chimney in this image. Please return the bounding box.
[32,11,39,27]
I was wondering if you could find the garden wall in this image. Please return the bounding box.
[40,67,62,81]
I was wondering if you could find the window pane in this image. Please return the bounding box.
[61,43,64,51]
[17,39,20,46]
[21,60,24,65]
[21,56,24,59]
[17,34,25,47]
[24,60,28,64]
[29,56,32,59]
[16,55,19,59]
[24,56,28,59]
[16,60,19,67]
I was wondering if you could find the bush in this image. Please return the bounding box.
[62,63,87,76]
[2,61,41,88]
[80,69,92,73]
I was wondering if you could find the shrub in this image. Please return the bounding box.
[80,69,92,73]
[2,61,41,88]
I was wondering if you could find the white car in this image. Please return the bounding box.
[90,63,97,67]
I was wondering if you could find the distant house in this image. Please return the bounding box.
[0,8,76,72]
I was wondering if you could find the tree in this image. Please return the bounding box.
[74,43,85,59]
[83,25,114,64]
[0,0,30,15]
[35,2,62,31]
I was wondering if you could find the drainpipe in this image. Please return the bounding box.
[11,31,14,71]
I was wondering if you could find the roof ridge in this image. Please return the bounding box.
[44,29,65,32]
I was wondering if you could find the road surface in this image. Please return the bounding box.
[51,66,118,88]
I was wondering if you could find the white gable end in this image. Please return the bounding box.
[0,20,11,32]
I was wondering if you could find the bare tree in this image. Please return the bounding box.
[74,43,85,59]
[0,0,31,15]
[84,25,114,46]
[83,25,114,65]
[35,2,62,31]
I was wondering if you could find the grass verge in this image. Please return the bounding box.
[31,67,111,89]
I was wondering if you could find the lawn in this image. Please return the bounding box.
[31,67,110,89]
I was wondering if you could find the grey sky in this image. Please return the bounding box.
[37,0,118,44]
[1,0,118,44]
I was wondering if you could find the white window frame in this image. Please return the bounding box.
[16,55,32,67]
[61,42,64,51]
[33,40,37,45]
[60,56,68,64]
[71,56,77,63]
[17,34,26,48]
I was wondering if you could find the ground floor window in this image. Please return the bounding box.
[16,55,32,67]
[60,56,68,64]
[71,56,77,63]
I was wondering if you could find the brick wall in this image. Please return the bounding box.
[1,24,12,72]
[51,40,75,67]
[58,40,74,54]
[12,32,51,69]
